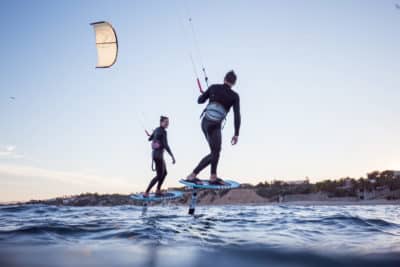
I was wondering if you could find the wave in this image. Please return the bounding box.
[1,204,400,255]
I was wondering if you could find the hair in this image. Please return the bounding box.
[160,116,169,123]
[224,70,237,85]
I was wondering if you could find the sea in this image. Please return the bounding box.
[0,204,400,267]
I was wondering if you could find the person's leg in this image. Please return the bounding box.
[209,125,222,177]
[156,159,167,192]
[145,176,158,194]
[192,155,212,175]
[190,119,213,177]
[145,158,163,194]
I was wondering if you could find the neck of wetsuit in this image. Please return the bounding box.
[223,83,231,89]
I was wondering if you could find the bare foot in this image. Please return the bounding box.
[210,174,218,181]
[186,173,197,180]
[143,192,149,198]
[186,173,203,185]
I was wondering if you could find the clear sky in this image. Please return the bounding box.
[1,0,399,202]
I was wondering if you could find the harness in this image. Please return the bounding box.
[151,140,161,172]
[201,102,227,122]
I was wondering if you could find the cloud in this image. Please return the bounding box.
[0,153,23,159]
[0,163,129,188]
[0,163,142,202]
[0,145,23,159]
[5,146,15,152]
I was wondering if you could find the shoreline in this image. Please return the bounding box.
[3,170,400,206]
[2,201,399,207]
[1,191,399,207]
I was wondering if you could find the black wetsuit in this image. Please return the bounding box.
[193,83,241,175]
[145,127,174,193]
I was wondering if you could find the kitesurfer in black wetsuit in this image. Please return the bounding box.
[186,71,241,185]
[144,116,176,197]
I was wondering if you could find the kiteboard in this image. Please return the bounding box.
[179,179,240,190]
[130,191,183,202]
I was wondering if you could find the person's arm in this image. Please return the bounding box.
[148,131,154,141]
[197,86,211,104]
[163,131,176,163]
[233,95,241,136]
[231,94,241,145]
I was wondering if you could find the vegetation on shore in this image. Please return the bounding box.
[3,170,400,206]
[254,170,400,200]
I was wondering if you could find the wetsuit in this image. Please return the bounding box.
[193,83,241,175]
[145,127,174,193]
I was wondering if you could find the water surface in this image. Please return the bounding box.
[1,204,399,266]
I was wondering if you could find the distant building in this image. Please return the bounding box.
[338,178,353,190]
[375,185,388,191]
[286,180,308,185]
[367,170,400,180]
[240,183,253,189]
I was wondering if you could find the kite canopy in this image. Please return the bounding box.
[90,21,118,68]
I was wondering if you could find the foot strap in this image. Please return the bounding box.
[209,178,225,185]
[185,177,203,185]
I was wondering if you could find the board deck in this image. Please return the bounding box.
[179,179,240,190]
[130,191,183,202]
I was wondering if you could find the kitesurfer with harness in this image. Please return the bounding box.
[185,71,241,185]
[144,116,176,197]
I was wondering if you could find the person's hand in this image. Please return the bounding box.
[231,136,239,145]
[172,157,176,164]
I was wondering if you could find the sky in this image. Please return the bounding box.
[0,0,400,202]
